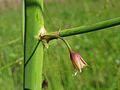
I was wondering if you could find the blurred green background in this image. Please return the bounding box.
[0,0,120,90]
[0,0,23,90]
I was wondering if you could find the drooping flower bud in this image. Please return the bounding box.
[70,51,87,75]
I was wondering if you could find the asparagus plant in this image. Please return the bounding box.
[24,0,120,90]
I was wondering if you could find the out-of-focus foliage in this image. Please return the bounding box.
[0,0,21,10]
[0,0,23,90]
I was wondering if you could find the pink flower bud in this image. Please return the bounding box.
[70,51,87,75]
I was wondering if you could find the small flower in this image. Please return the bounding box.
[70,51,87,76]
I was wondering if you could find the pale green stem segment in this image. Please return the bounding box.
[24,0,44,90]
[48,17,120,38]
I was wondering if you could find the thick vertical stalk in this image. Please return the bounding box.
[24,0,44,90]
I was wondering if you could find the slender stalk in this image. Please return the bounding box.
[24,0,44,90]
[0,58,23,71]
[58,37,72,52]
[48,17,120,38]
[0,38,20,48]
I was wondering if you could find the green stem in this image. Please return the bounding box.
[49,17,120,38]
[24,40,40,67]
[24,0,44,90]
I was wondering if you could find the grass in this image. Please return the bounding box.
[0,8,23,90]
[0,0,120,90]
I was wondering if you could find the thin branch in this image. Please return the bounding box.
[0,57,23,71]
[48,17,120,38]
[0,38,21,48]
